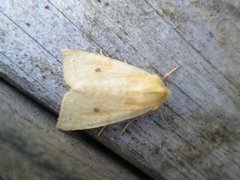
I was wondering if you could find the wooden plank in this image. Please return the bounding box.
[146,0,240,88]
[0,79,143,180]
[0,0,239,179]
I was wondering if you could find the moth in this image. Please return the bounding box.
[57,50,177,134]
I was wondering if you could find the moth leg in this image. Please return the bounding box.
[99,48,103,55]
[160,132,165,148]
[142,12,157,19]
[120,111,153,135]
[120,120,133,135]
[158,107,165,121]
[163,65,179,81]
[98,125,107,136]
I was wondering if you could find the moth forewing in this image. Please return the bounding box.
[57,50,171,131]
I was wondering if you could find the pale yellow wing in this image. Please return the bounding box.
[61,49,153,89]
[57,50,170,130]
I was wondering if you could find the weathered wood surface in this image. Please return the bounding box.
[0,79,144,180]
[0,0,240,179]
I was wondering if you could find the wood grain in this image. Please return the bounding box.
[0,0,239,179]
[0,79,143,180]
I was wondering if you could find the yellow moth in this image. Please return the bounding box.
[57,50,172,131]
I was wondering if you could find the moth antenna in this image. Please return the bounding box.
[163,65,179,81]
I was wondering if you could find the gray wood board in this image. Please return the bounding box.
[0,0,239,179]
[0,79,143,180]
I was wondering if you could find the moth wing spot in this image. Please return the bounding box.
[94,108,100,113]
[95,68,102,72]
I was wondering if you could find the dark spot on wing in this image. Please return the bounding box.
[94,108,100,113]
[95,68,101,72]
